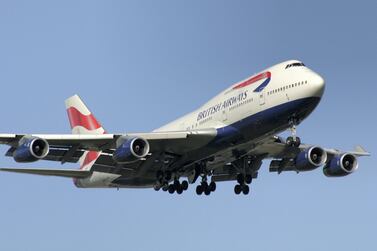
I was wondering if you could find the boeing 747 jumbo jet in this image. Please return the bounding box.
[0,60,370,195]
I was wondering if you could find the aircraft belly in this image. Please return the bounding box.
[172,97,321,169]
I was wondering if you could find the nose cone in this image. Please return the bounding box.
[311,73,325,97]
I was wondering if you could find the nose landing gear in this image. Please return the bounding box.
[286,119,301,147]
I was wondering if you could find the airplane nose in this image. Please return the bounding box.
[311,73,325,97]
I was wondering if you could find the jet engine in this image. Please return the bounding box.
[295,146,327,171]
[113,137,150,163]
[13,137,50,162]
[323,153,358,177]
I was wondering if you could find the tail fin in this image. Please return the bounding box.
[65,94,105,135]
[65,94,105,171]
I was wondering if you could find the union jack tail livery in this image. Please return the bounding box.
[65,94,105,135]
[65,95,104,171]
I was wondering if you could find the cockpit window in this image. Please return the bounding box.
[285,62,305,69]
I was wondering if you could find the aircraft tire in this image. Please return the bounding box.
[176,186,183,194]
[294,137,301,147]
[245,175,252,184]
[242,185,250,195]
[173,180,180,189]
[234,184,242,195]
[204,188,211,196]
[286,136,294,147]
[196,185,203,195]
[168,184,175,194]
[209,181,216,192]
[181,180,189,191]
[237,174,244,184]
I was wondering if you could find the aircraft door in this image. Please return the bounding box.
[259,91,265,105]
[222,110,228,122]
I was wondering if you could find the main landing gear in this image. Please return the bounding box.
[154,170,189,195]
[167,180,188,194]
[194,161,216,196]
[286,119,301,147]
[196,177,216,196]
[234,173,252,195]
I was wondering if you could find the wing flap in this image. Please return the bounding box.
[0,167,91,178]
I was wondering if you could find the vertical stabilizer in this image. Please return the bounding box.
[65,94,105,171]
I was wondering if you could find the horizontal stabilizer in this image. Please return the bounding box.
[0,168,91,178]
[352,145,370,156]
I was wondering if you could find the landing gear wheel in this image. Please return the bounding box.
[236,174,244,184]
[196,185,203,195]
[181,180,189,191]
[162,185,168,192]
[234,184,242,195]
[245,174,252,184]
[153,184,160,191]
[242,185,250,195]
[176,186,183,194]
[173,180,180,189]
[168,184,175,194]
[286,136,301,147]
[294,137,301,147]
[209,181,216,192]
[204,187,211,196]
[286,136,294,147]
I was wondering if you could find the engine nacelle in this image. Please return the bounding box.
[13,137,49,163]
[295,146,327,171]
[113,137,150,163]
[323,153,358,177]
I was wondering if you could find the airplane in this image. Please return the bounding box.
[0,60,370,195]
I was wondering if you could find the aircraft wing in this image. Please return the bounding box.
[209,135,370,181]
[248,136,371,159]
[0,129,217,164]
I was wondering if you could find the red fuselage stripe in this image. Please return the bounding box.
[232,71,271,90]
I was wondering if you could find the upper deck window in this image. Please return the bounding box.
[285,62,305,69]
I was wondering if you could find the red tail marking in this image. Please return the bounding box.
[66,107,102,131]
[81,151,100,169]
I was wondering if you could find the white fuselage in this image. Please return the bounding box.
[79,60,325,188]
[155,60,324,133]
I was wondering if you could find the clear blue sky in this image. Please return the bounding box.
[0,1,376,250]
